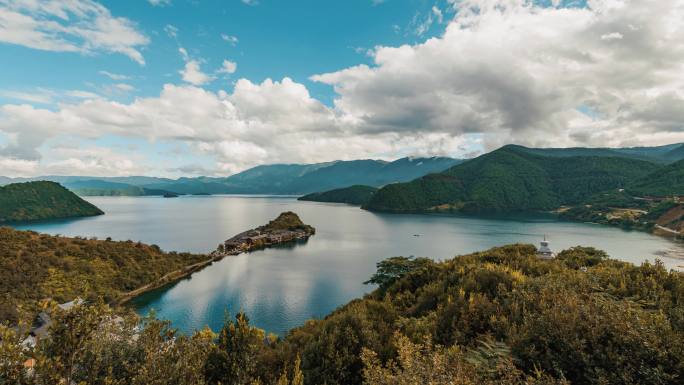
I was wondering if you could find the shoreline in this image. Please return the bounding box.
[115,254,225,305]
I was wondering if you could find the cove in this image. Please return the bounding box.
[14,195,684,335]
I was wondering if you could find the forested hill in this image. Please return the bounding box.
[4,244,684,384]
[298,185,378,205]
[364,145,661,213]
[0,181,104,223]
[507,142,684,163]
[0,227,206,323]
[628,158,684,196]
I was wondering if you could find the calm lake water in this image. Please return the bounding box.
[14,195,684,335]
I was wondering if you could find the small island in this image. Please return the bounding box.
[213,211,315,257]
[0,181,104,223]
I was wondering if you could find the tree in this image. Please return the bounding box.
[35,302,108,385]
[204,312,266,385]
[0,323,34,385]
[364,256,432,290]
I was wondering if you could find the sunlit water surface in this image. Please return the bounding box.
[15,195,684,335]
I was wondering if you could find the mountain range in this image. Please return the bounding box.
[2,142,684,200]
[0,157,462,196]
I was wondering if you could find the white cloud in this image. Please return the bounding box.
[148,0,171,6]
[218,60,237,75]
[221,34,238,45]
[241,0,258,5]
[180,60,213,86]
[65,90,100,99]
[164,24,178,38]
[178,47,188,60]
[0,0,149,64]
[113,83,135,92]
[177,47,214,85]
[0,88,99,105]
[432,6,444,24]
[0,89,54,104]
[42,145,148,176]
[312,0,684,150]
[0,80,471,175]
[0,157,38,177]
[98,70,130,80]
[4,0,684,176]
[601,32,624,40]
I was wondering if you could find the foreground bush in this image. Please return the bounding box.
[2,244,684,384]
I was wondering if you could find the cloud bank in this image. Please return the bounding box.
[2,0,684,176]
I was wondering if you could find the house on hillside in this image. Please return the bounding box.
[21,298,84,349]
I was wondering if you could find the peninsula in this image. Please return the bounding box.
[213,211,315,257]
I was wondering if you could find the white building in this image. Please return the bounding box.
[537,236,555,259]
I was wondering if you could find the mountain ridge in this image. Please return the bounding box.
[364,145,662,213]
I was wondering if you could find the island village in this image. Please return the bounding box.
[212,211,316,257]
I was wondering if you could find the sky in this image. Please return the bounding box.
[0,0,683,177]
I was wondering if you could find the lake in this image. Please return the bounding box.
[14,195,684,335]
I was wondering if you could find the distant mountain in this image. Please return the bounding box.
[0,181,104,223]
[0,175,173,188]
[62,180,173,197]
[216,157,463,195]
[132,157,461,195]
[298,185,378,205]
[628,159,684,196]
[217,163,334,194]
[4,142,682,197]
[364,145,660,213]
[0,157,461,196]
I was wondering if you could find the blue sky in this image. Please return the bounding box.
[0,0,452,106]
[1,0,683,177]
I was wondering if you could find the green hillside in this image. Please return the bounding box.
[3,244,684,385]
[628,158,684,196]
[365,145,660,213]
[298,185,378,205]
[0,181,104,223]
[0,227,206,323]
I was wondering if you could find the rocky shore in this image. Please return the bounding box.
[212,211,315,257]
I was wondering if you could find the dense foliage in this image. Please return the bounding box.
[365,145,661,213]
[0,227,206,323]
[260,211,315,233]
[628,158,684,196]
[3,243,684,385]
[0,181,104,223]
[510,142,684,163]
[298,185,378,205]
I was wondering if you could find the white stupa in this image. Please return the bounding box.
[537,235,555,259]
